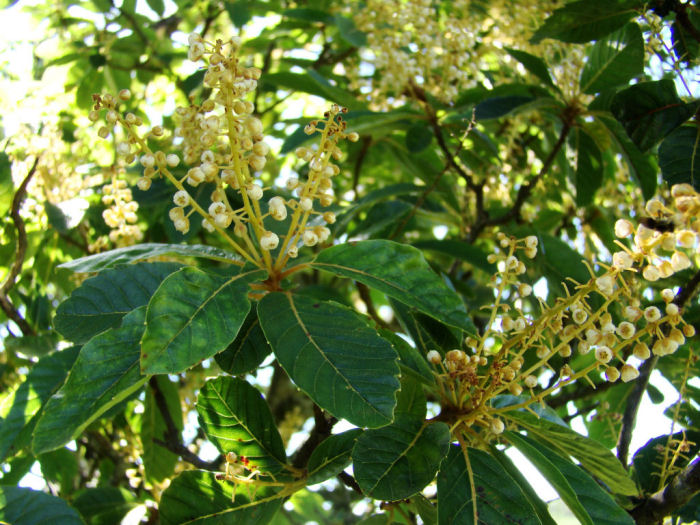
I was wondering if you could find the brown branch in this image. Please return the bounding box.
[291,405,336,469]
[469,120,572,241]
[149,377,221,471]
[352,136,372,198]
[676,2,700,45]
[0,157,39,337]
[617,268,700,467]
[355,282,391,330]
[630,457,700,525]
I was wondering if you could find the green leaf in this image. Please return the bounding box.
[312,240,475,333]
[611,79,700,153]
[214,307,271,375]
[335,14,366,47]
[659,125,700,191]
[0,152,14,216]
[597,115,657,199]
[508,432,634,525]
[72,487,138,525]
[142,376,182,483]
[59,243,242,273]
[262,71,361,111]
[389,299,462,355]
[632,431,700,495]
[282,8,332,23]
[574,128,604,206]
[378,328,435,386]
[0,347,80,461]
[405,123,433,153]
[504,411,638,496]
[437,446,541,525]
[504,48,555,87]
[412,239,496,274]
[224,0,253,27]
[505,432,593,525]
[306,429,362,485]
[140,266,265,375]
[76,68,101,109]
[196,376,287,476]
[530,0,642,44]
[159,470,283,525]
[258,292,400,428]
[38,447,79,495]
[489,446,557,525]
[474,95,536,120]
[537,232,590,287]
[54,262,181,344]
[353,417,450,501]
[0,486,85,524]
[33,308,148,454]
[146,0,164,16]
[579,23,644,94]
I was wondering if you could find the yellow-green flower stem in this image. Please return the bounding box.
[118,119,255,266]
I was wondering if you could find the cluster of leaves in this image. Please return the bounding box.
[1,0,700,524]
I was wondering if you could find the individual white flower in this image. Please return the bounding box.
[612,251,634,270]
[595,346,613,363]
[173,190,190,207]
[260,231,279,251]
[614,219,634,238]
[247,184,263,201]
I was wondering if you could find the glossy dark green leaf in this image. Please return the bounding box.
[38,447,79,495]
[574,128,604,206]
[59,243,241,273]
[505,411,637,495]
[54,262,181,344]
[474,95,536,120]
[405,123,433,153]
[0,346,80,461]
[312,240,475,333]
[72,487,138,525]
[505,48,554,87]
[378,328,435,386]
[579,23,644,94]
[0,486,85,524]
[258,292,400,428]
[632,431,700,495]
[389,299,462,355]
[196,376,287,476]
[537,232,590,286]
[505,432,593,525]
[306,429,362,485]
[353,417,449,501]
[0,152,12,216]
[33,308,148,454]
[141,267,265,374]
[598,115,657,199]
[508,432,634,525]
[215,307,271,375]
[412,240,496,274]
[142,376,182,483]
[672,14,700,64]
[659,125,700,191]
[530,0,642,44]
[437,445,541,525]
[611,79,699,153]
[146,0,164,15]
[159,470,282,525]
[4,332,59,357]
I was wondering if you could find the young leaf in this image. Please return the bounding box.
[140,266,266,375]
[159,470,283,525]
[504,411,638,495]
[54,262,181,343]
[258,292,400,428]
[352,417,450,501]
[0,346,80,461]
[214,307,271,375]
[196,376,288,476]
[507,432,634,525]
[530,0,643,44]
[658,125,700,191]
[33,308,148,454]
[0,486,85,524]
[306,429,363,485]
[58,243,241,273]
[611,79,699,153]
[141,376,182,483]
[437,446,541,525]
[312,240,475,333]
[579,23,644,94]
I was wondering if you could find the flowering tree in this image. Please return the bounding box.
[1,0,700,523]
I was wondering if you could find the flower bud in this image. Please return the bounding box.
[595,346,613,363]
[614,219,634,238]
[621,364,639,382]
[427,350,442,365]
[605,366,620,382]
[260,231,279,251]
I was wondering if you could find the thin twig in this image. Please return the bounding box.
[0,157,39,337]
[149,377,221,471]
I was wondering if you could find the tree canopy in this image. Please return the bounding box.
[1,0,700,524]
